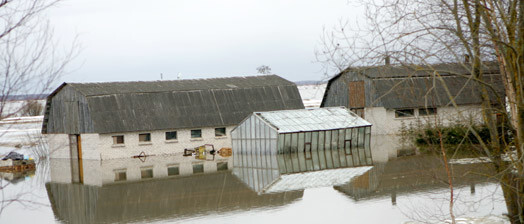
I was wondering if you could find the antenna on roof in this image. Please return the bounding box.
[160,73,163,80]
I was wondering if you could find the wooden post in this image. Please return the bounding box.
[77,134,83,183]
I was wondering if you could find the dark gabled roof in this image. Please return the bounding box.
[67,75,296,96]
[44,75,305,134]
[373,74,505,108]
[349,62,500,79]
[321,62,505,109]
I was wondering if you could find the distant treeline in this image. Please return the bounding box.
[2,94,48,101]
[294,80,328,85]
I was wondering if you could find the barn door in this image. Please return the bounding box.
[69,134,83,183]
[348,81,365,118]
[65,101,80,134]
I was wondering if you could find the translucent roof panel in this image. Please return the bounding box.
[263,166,373,194]
[256,107,371,133]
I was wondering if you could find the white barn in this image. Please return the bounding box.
[42,75,304,160]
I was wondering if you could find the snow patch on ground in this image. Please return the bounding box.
[405,215,509,224]
[0,116,44,157]
[298,84,326,108]
[450,152,516,165]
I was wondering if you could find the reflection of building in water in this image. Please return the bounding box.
[49,154,233,186]
[234,146,372,194]
[335,155,497,204]
[42,75,304,160]
[46,155,302,223]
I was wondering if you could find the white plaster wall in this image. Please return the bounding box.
[81,159,103,186]
[49,158,73,184]
[364,105,484,160]
[80,134,100,160]
[370,134,401,162]
[97,126,235,160]
[47,134,70,159]
[365,105,484,135]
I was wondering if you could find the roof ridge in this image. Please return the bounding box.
[67,74,282,85]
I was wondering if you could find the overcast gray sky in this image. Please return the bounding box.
[48,0,362,83]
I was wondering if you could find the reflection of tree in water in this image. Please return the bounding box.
[0,159,51,216]
[334,155,502,222]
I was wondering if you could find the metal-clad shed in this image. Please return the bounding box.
[231,107,373,174]
[42,75,304,134]
[321,62,505,109]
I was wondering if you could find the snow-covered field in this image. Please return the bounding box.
[297,84,326,108]
[0,116,44,157]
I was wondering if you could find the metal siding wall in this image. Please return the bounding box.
[323,77,349,108]
[47,86,95,134]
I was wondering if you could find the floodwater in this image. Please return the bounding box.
[0,151,507,223]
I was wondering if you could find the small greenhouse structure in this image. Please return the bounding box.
[231,107,373,170]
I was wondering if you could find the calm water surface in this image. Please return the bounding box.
[0,154,507,224]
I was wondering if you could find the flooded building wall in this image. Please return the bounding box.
[232,108,372,166]
[321,66,504,160]
[276,127,372,167]
[47,125,235,160]
[50,154,232,186]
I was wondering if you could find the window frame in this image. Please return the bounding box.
[394,109,415,118]
[138,133,152,143]
[165,131,178,141]
[192,163,204,173]
[114,169,127,181]
[140,167,153,179]
[419,107,437,116]
[167,165,180,176]
[112,135,124,145]
[191,129,202,139]
[217,162,228,171]
[215,127,227,137]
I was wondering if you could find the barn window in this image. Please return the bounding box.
[191,129,202,138]
[215,127,226,137]
[395,109,414,118]
[165,131,177,140]
[217,162,228,171]
[139,133,151,142]
[193,163,204,173]
[141,167,153,179]
[112,135,124,144]
[114,169,126,181]
[167,165,179,176]
[419,108,437,116]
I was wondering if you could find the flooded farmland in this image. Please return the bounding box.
[0,149,507,223]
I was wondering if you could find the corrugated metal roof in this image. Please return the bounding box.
[374,74,504,108]
[68,75,294,96]
[256,107,371,133]
[45,75,305,134]
[351,62,499,79]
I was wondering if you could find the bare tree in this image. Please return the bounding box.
[256,65,272,75]
[0,0,76,216]
[317,0,523,222]
[0,0,77,120]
